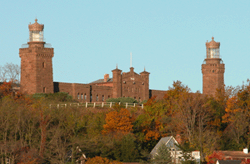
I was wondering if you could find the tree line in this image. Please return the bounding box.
[0,80,250,163]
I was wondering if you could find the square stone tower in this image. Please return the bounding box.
[112,66,122,98]
[19,19,54,94]
[202,37,225,96]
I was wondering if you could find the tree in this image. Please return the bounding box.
[0,81,12,97]
[102,108,133,135]
[206,151,225,164]
[150,143,172,164]
[171,92,218,162]
[222,96,250,148]
[106,97,138,103]
[0,63,20,83]
[113,133,139,162]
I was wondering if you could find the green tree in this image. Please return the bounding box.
[106,97,137,103]
[150,143,172,164]
[113,133,139,162]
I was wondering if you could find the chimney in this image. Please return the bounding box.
[104,74,109,82]
[243,148,248,154]
[130,67,134,73]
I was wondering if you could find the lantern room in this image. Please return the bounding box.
[206,37,220,58]
[28,19,44,42]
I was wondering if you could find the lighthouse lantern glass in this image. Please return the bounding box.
[207,48,220,58]
[29,31,44,42]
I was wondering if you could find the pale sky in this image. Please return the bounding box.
[0,1,250,92]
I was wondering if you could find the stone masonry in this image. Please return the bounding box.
[19,20,224,101]
[202,37,225,97]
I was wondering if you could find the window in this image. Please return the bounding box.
[96,95,99,101]
[43,87,46,93]
[77,93,80,99]
[81,93,83,99]
[84,93,87,100]
[108,95,110,98]
[42,62,45,68]
[102,95,104,101]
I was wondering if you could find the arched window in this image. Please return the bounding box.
[96,95,99,101]
[77,93,80,99]
[81,93,83,99]
[84,93,87,100]
[42,62,45,68]
[102,95,104,102]
[108,95,110,98]
[43,87,46,93]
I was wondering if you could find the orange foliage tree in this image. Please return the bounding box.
[206,151,225,164]
[134,96,165,142]
[0,81,12,97]
[102,108,133,135]
[222,96,250,145]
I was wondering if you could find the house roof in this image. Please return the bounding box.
[217,160,241,164]
[219,151,250,159]
[150,136,180,156]
[90,78,113,84]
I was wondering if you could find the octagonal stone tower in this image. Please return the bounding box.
[202,37,225,97]
[19,19,54,94]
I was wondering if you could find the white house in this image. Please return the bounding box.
[150,136,200,164]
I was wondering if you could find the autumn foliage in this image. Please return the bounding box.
[2,80,250,163]
[206,151,225,164]
[102,108,133,135]
[0,81,12,97]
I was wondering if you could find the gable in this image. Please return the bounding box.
[150,136,180,156]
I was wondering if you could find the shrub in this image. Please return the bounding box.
[106,97,138,104]
[32,92,72,102]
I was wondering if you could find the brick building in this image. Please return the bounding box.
[19,20,224,101]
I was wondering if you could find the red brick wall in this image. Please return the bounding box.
[202,58,225,97]
[91,85,113,102]
[55,82,91,102]
[19,42,54,94]
[150,89,167,100]
[121,69,149,102]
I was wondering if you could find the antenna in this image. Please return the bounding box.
[130,52,132,68]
